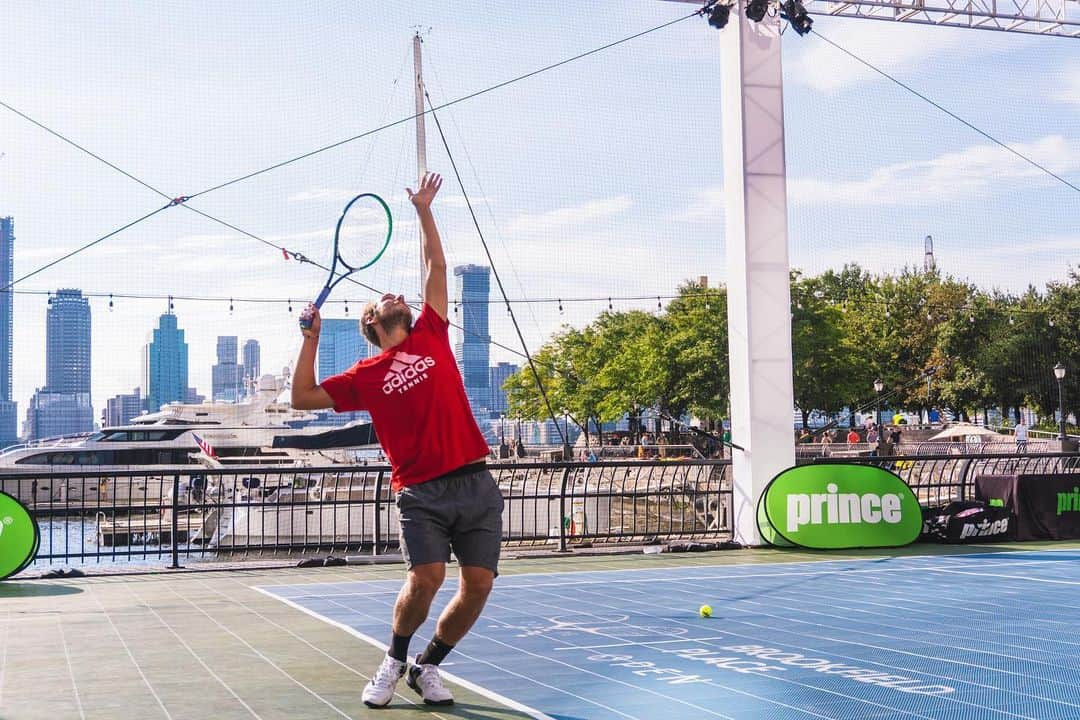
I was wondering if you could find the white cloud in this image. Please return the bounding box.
[788,20,977,92]
[1055,63,1080,108]
[677,186,726,223]
[503,196,633,236]
[287,188,356,203]
[288,188,490,210]
[788,135,1080,206]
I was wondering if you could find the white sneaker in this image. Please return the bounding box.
[406,660,454,706]
[362,655,406,708]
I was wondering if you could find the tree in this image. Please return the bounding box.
[790,272,861,428]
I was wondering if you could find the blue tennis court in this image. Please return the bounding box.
[259,550,1080,719]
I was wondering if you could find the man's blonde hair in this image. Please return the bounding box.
[361,301,380,347]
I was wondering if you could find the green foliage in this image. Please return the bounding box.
[503,267,1079,429]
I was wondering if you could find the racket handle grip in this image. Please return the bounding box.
[298,287,332,330]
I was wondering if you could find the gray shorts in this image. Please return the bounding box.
[394,464,504,576]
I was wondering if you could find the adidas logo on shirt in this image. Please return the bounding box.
[382,351,436,395]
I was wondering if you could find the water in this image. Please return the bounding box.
[29,518,218,568]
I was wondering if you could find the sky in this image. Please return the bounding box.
[0,0,1077,424]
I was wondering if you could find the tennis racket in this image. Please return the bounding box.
[299,192,393,329]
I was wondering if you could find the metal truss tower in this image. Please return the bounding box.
[663,0,1077,545]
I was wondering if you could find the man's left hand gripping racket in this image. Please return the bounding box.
[299,193,393,330]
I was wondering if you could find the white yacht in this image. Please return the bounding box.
[0,373,377,506]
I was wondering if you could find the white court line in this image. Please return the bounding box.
[736,584,1080,678]
[484,587,942,720]
[791,572,1080,650]
[523,579,1040,720]
[90,589,172,719]
[553,636,734,651]
[126,583,263,720]
[251,587,558,720]
[643,579,1080,716]
[644,580,1080,717]
[513,573,1065,720]
[161,582,354,719]
[257,560,1078,600]
[204,577,454,719]
[252,547,1080,594]
[321,593,738,720]
[0,608,9,709]
[56,615,87,720]
[925,567,1080,586]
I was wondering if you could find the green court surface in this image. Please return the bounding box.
[3,543,1079,720]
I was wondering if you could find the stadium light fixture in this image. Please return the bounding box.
[745,0,769,22]
[780,0,813,34]
[705,1,732,28]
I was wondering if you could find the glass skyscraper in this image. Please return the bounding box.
[311,318,369,426]
[0,217,16,444]
[243,339,261,382]
[46,289,91,394]
[488,361,519,417]
[25,288,93,438]
[144,313,189,414]
[454,264,491,409]
[212,336,244,401]
[318,319,367,379]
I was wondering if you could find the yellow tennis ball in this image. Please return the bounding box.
[699,604,712,618]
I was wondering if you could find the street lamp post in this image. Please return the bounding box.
[1054,363,1067,441]
[873,378,884,455]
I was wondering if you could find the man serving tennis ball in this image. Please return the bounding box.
[292,172,502,708]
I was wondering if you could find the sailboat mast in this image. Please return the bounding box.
[413,31,428,301]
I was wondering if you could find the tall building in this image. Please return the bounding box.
[105,388,143,426]
[0,217,16,445]
[144,313,189,414]
[488,361,519,417]
[212,335,245,401]
[25,288,94,438]
[309,319,369,427]
[319,319,367,379]
[46,289,91,394]
[243,339,261,383]
[24,389,93,439]
[454,264,491,409]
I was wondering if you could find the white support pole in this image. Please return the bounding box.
[722,9,795,546]
[414,32,428,300]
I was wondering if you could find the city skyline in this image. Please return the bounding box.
[0,217,16,443]
[1,2,1075,427]
[24,288,93,438]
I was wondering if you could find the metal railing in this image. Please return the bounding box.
[1,458,732,566]
[806,452,1080,506]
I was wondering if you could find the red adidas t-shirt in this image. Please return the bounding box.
[319,303,490,492]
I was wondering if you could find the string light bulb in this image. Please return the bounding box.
[288,299,292,313]
[344,299,349,315]
[108,293,114,311]
[558,299,563,314]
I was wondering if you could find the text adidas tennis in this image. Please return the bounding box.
[786,483,904,532]
[382,352,436,395]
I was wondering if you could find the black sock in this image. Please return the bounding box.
[416,636,455,667]
[389,633,413,663]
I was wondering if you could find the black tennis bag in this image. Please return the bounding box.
[922,500,1014,543]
